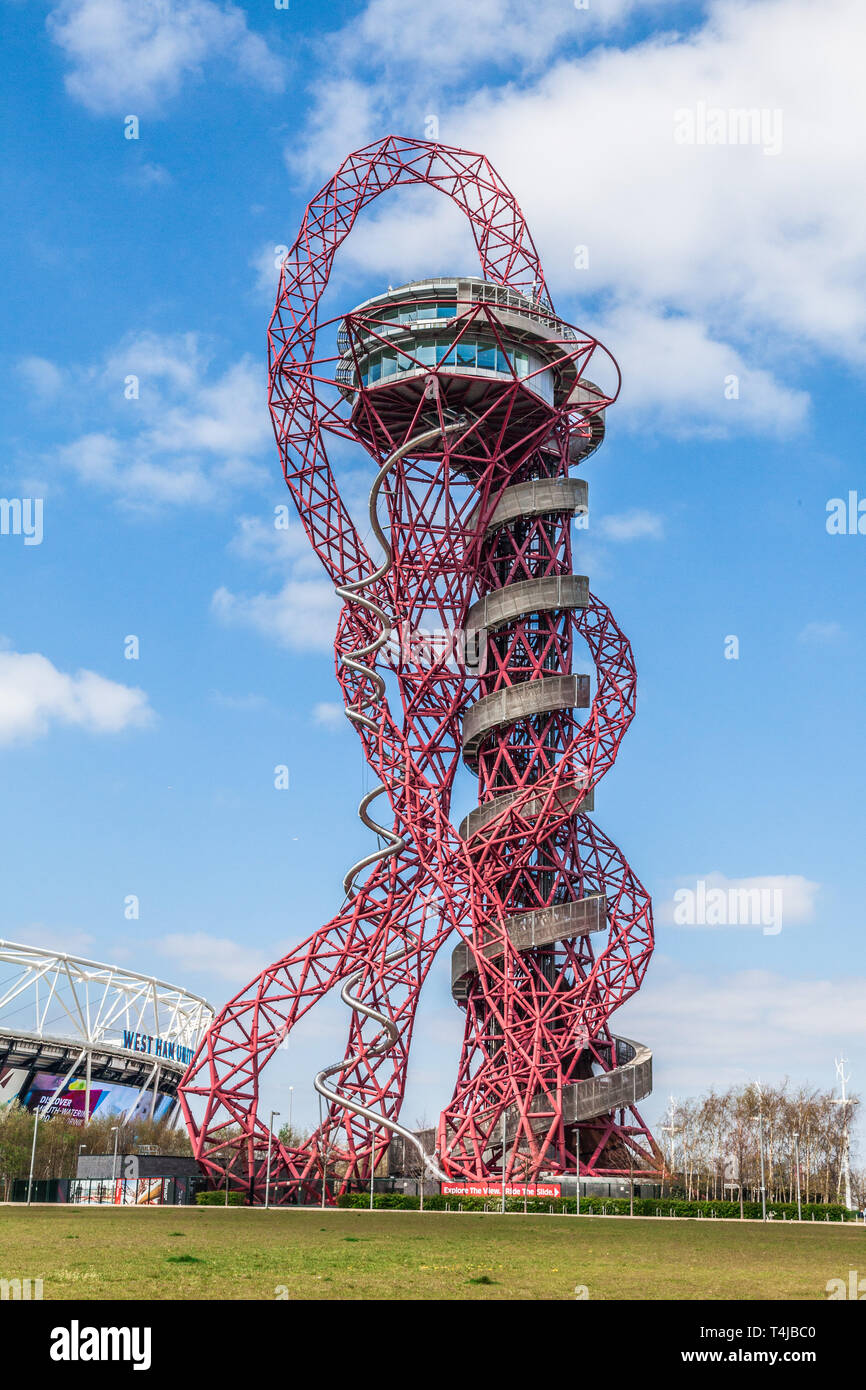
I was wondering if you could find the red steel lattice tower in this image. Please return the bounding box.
[180,137,661,1201]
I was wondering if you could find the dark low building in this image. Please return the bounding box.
[68,1152,204,1206]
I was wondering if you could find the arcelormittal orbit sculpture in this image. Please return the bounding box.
[180,137,661,1201]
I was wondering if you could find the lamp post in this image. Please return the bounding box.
[26,1109,40,1206]
[111,1125,120,1205]
[283,1087,296,1207]
[660,1095,681,1200]
[758,1111,767,1221]
[318,1093,328,1210]
[500,1112,507,1214]
[794,1131,802,1222]
[575,1127,580,1217]
[265,1110,280,1209]
[833,1057,854,1212]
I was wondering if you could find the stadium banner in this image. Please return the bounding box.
[0,1065,29,1108]
[441,1181,562,1197]
[20,1072,175,1125]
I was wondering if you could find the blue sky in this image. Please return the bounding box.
[1,0,864,1142]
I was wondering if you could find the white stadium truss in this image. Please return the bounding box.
[0,940,214,1124]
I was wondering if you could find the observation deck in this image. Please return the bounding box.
[335,278,608,464]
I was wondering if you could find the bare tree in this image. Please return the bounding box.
[656,1079,859,1206]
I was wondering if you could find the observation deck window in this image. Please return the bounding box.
[371,302,457,325]
[355,334,553,403]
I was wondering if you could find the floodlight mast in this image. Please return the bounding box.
[834,1057,854,1211]
[180,137,661,1203]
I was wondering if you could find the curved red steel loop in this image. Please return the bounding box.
[267,135,549,592]
[179,137,659,1202]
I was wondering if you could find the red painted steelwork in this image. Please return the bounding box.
[179,137,661,1202]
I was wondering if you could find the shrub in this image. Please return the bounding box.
[195,1189,245,1206]
[334,1192,855,1220]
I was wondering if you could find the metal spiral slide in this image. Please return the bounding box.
[317,416,466,1183]
[181,138,660,1198]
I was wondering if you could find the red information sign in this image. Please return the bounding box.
[441,1182,562,1198]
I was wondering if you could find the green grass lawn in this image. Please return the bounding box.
[1,1206,861,1301]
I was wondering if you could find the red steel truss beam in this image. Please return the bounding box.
[179,137,661,1202]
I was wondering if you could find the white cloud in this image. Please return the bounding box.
[17,356,66,401]
[102,330,204,393]
[595,305,808,437]
[209,691,271,712]
[312,701,345,729]
[2,924,98,956]
[623,958,866,1096]
[212,578,339,654]
[339,0,683,85]
[157,931,270,984]
[251,240,283,301]
[293,0,866,435]
[125,161,172,188]
[212,513,340,653]
[0,650,154,745]
[57,432,209,505]
[298,184,479,289]
[47,0,284,116]
[148,358,268,458]
[798,621,844,645]
[597,509,664,541]
[286,78,384,184]
[22,332,271,509]
[227,513,317,571]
